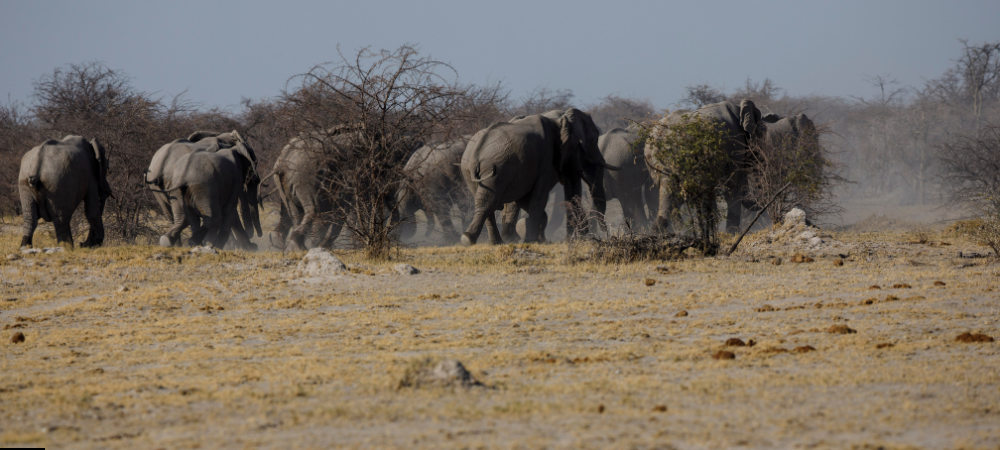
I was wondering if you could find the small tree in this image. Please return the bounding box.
[745,117,843,224]
[939,123,1000,253]
[637,113,729,254]
[281,45,476,259]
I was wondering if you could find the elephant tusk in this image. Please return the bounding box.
[602,162,622,171]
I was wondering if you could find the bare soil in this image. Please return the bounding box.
[1,218,998,449]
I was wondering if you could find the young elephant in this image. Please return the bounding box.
[154,142,261,249]
[18,135,112,248]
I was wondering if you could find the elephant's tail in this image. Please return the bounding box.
[470,164,496,183]
[20,175,43,203]
[146,185,183,194]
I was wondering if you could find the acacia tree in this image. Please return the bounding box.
[280,45,480,259]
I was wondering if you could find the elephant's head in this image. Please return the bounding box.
[89,138,113,201]
[556,109,619,234]
[738,100,767,146]
[231,139,263,238]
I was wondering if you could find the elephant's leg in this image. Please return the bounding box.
[162,200,190,247]
[724,192,742,234]
[486,212,504,245]
[461,206,493,247]
[52,215,74,249]
[269,201,293,249]
[160,197,192,247]
[523,189,551,243]
[226,208,256,250]
[80,189,105,247]
[563,180,587,239]
[500,202,520,242]
[654,182,673,233]
[286,204,316,251]
[547,189,565,240]
[185,203,211,247]
[436,209,461,243]
[423,211,437,238]
[19,197,40,249]
[316,221,342,249]
[213,196,247,250]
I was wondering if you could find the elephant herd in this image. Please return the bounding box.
[15,100,817,250]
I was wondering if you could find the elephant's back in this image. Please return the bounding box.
[149,141,196,186]
[20,142,91,194]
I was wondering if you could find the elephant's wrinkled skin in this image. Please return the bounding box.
[156,141,261,249]
[19,135,112,248]
[460,108,615,246]
[645,100,767,233]
[146,131,257,247]
[397,137,472,243]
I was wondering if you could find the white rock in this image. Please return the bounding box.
[43,247,64,254]
[6,254,20,261]
[21,248,41,255]
[798,230,816,240]
[189,246,218,255]
[808,237,824,246]
[297,248,346,276]
[784,208,807,227]
[394,263,420,275]
[117,285,129,293]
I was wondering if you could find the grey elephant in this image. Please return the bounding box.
[269,126,359,250]
[153,139,261,249]
[146,130,256,247]
[396,137,472,243]
[599,128,657,230]
[18,135,112,248]
[644,100,767,233]
[496,110,615,242]
[460,108,616,245]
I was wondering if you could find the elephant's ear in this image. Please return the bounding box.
[762,113,782,124]
[233,142,258,173]
[187,130,220,142]
[90,138,113,199]
[231,130,245,145]
[557,111,580,173]
[739,99,765,139]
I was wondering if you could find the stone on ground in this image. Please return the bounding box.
[394,264,420,275]
[297,248,347,277]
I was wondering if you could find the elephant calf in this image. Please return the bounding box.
[18,136,113,248]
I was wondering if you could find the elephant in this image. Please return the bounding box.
[497,110,618,242]
[268,126,421,251]
[18,136,112,248]
[153,139,261,249]
[146,130,257,247]
[460,108,617,246]
[644,100,767,233]
[598,128,657,230]
[396,137,473,243]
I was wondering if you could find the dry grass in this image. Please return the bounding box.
[1,220,999,449]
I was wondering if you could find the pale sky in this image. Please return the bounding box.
[2,0,998,110]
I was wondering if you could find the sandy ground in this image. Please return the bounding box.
[1,209,999,449]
